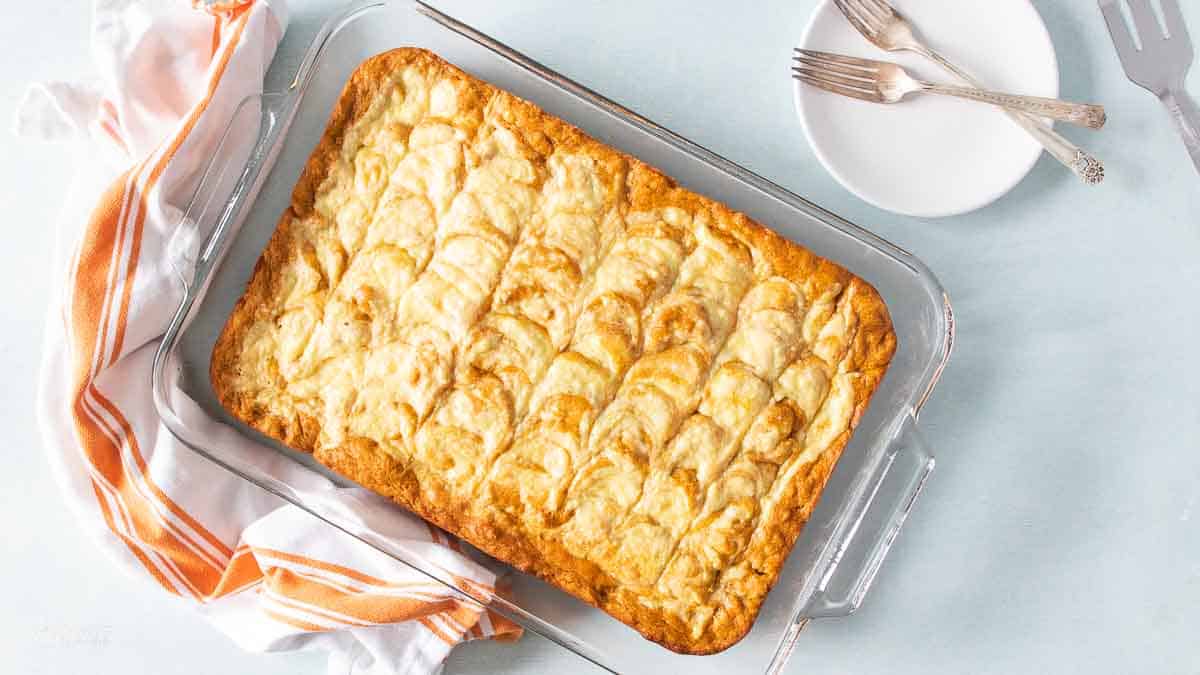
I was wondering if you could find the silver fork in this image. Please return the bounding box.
[1100,0,1199,174]
[832,0,1105,184]
[793,49,1107,129]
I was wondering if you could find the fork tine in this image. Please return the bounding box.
[1100,1,1139,57]
[794,49,883,72]
[848,0,888,25]
[861,0,901,20]
[793,54,877,82]
[792,70,883,103]
[1158,0,1194,48]
[792,65,879,94]
[845,0,885,31]
[832,0,878,38]
[1127,0,1165,42]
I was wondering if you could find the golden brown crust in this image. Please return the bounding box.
[211,48,896,655]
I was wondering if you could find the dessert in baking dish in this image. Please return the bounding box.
[212,48,896,654]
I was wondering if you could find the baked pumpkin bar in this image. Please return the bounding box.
[212,48,896,654]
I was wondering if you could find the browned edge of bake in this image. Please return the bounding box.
[210,47,898,655]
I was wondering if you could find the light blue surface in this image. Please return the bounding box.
[2,1,1197,674]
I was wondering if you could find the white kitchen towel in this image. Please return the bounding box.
[20,1,520,673]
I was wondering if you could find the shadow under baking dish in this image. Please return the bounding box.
[151,2,954,673]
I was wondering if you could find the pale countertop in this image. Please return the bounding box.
[3,1,1198,674]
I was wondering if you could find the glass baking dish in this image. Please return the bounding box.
[151,1,954,672]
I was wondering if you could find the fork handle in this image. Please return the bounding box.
[920,83,1106,130]
[913,45,1104,185]
[1162,89,1200,176]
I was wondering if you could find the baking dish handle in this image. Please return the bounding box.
[803,414,935,618]
[168,91,290,294]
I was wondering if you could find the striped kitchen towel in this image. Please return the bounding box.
[18,1,520,673]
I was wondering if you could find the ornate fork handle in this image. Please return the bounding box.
[914,45,1105,185]
[921,84,1107,129]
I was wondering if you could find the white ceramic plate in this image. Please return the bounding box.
[795,0,1060,218]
